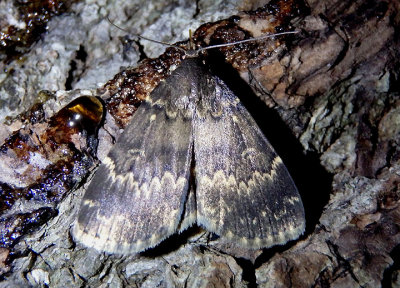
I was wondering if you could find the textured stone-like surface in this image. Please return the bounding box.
[0,0,399,287]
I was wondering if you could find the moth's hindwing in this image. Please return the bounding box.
[193,66,305,249]
[73,75,194,254]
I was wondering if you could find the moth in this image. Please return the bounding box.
[73,32,305,254]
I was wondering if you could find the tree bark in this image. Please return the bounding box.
[0,0,399,287]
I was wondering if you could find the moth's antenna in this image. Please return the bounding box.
[196,31,299,53]
[107,16,298,56]
[106,16,187,53]
[189,29,195,51]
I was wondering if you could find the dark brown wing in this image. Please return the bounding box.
[193,70,305,249]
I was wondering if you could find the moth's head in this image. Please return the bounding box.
[106,16,298,62]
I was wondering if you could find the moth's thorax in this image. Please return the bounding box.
[159,58,216,119]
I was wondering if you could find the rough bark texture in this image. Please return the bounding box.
[0,0,399,287]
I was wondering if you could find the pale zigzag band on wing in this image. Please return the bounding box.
[73,74,194,254]
[194,75,305,249]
